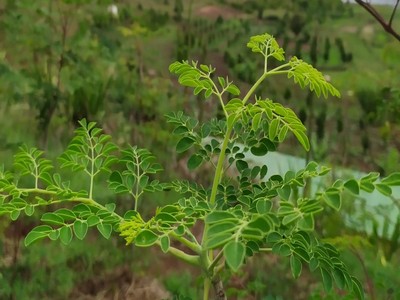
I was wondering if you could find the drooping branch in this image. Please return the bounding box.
[355,0,400,42]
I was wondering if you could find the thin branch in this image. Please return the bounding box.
[355,0,400,42]
[389,0,400,26]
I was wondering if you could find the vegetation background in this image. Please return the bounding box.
[0,0,399,299]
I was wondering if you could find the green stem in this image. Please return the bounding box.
[203,277,211,300]
[209,126,233,206]
[170,231,202,253]
[19,188,124,221]
[208,249,224,273]
[166,246,200,266]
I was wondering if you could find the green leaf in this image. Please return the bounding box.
[236,160,248,172]
[224,241,246,272]
[323,188,341,210]
[176,137,195,153]
[73,220,88,240]
[283,213,301,225]
[256,199,272,213]
[269,118,280,140]
[274,243,291,256]
[60,226,73,245]
[24,225,52,246]
[277,186,291,201]
[10,210,20,221]
[135,229,158,247]
[54,209,76,221]
[252,113,262,131]
[320,268,333,292]
[333,268,346,290]
[41,212,65,225]
[97,223,113,239]
[25,205,35,216]
[267,231,282,243]
[250,143,268,156]
[105,203,116,212]
[290,255,302,278]
[344,179,359,194]
[87,215,100,226]
[205,233,233,249]
[205,211,237,224]
[48,230,60,241]
[381,172,400,186]
[226,84,240,95]
[160,235,170,253]
[375,183,392,196]
[292,129,310,151]
[207,222,237,236]
[351,276,365,300]
[187,154,203,170]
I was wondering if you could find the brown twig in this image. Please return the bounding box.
[354,0,400,41]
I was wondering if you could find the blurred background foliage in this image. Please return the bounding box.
[0,0,399,299]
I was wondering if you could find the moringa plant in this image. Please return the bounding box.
[1,33,399,299]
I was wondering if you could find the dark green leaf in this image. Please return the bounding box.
[320,268,333,291]
[176,137,195,153]
[344,179,359,195]
[187,154,203,170]
[290,255,302,278]
[267,231,282,243]
[351,276,365,300]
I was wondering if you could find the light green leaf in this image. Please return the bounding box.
[24,225,52,246]
[224,241,246,272]
[10,210,20,221]
[41,212,65,225]
[25,205,35,216]
[97,223,113,239]
[381,172,400,186]
[375,183,392,196]
[135,229,158,247]
[269,119,280,140]
[323,188,341,210]
[73,220,88,240]
[48,230,60,241]
[205,211,237,224]
[60,226,73,245]
[160,235,170,253]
